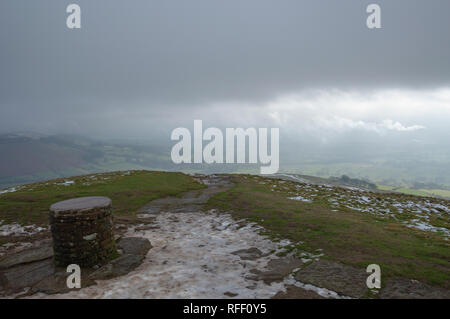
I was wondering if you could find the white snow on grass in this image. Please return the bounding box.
[55,180,75,186]
[342,186,367,192]
[0,222,46,237]
[275,174,310,184]
[286,179,449,238]
[404,219,450,236]
[288,196,312,203]
[32,210,343,299]
[429,203,450,213]
[0,187,18,195]
[283,274,351,299]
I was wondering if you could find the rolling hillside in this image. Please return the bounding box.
[0,170,449,298]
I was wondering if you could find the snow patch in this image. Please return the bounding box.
[288,196,312,203]
[31,211,342,299]
[55,180,75,186]
[0,223,46,237]
[276,174,310,184]
[404,219,450,236]
[0,187,18,195]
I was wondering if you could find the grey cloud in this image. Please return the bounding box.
[0,0,449,182]
[1,0,450,115]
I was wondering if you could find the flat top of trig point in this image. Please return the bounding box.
[50,196,111,212]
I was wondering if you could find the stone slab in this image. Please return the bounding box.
[295,260,368,298]
[0,245,53,269]
[50,196,111,212]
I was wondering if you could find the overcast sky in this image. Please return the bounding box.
[1,0,450,176]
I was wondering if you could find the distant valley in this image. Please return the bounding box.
[0,132,449,200]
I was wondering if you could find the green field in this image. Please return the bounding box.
[0,170,204,226]
[377,184,450,199]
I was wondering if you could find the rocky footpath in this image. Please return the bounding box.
[21,175,341,299]
[0,236,151,297]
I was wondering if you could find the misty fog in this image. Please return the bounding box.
[1,0,449,185]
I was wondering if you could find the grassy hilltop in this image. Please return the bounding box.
[208,175,450,288]
[0,170,449,290]
[0,170,204,226]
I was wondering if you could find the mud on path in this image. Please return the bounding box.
[136,174,234,215]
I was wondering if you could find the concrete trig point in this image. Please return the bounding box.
[49,196,117,268]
